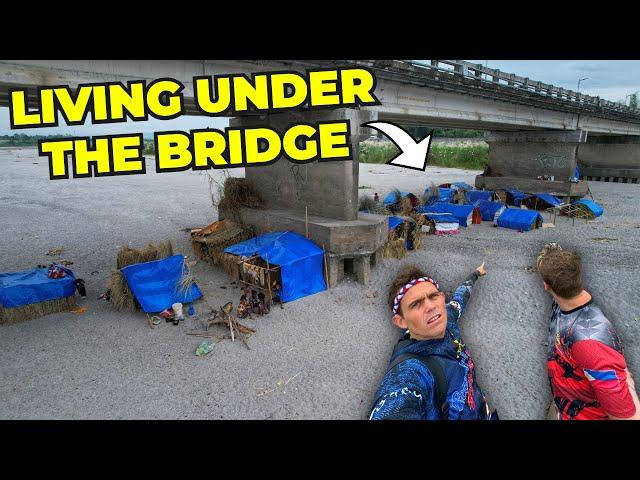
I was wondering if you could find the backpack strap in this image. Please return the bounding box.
[387,352,450,419]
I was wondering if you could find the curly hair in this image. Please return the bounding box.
[537,244,583,299]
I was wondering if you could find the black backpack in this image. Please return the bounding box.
[386,352,450,419]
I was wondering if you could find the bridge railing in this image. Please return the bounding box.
[397,60,639,117]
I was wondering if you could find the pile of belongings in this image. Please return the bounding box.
[384,216,421,257]
[0,263,81,325]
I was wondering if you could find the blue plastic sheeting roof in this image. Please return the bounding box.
[505,189,532,207]
[0,266,76,308]
[388,216,404,230]
[496,208,543,231]
[575,199,604,218]
[224,231,326,303]
[466,190,493,204]
[121,254,203,313]
[535,193,562,207]
[438,188,454,202]
[383,191,412,205]
[423,213,459,224]
[476,200,505,221]
[418,202,474,227]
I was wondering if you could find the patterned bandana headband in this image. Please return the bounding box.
[392,276,440,315]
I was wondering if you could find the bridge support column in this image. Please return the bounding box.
[475,130,589,197]
[577,135,640,183]
[220,108,387,288]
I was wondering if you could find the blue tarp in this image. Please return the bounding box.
[506,189,531,207]
[383,191,411,205]
[224,231,326,303]
[0,266,76,308]
[418,202,474,227]
[388,216,404,230]
[120,254,203,313]
[466,190,493,204]
[534,193,563,207]
[476,200,505,221]
[575,199,604,218]
[496,208,543,231]
[423,213,458,224]
[423,187,455,203]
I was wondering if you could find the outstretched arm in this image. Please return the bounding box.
[448,262,486,322]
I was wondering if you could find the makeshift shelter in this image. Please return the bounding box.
[120,254,203,313]
[523,193,563,210]
[223,231,326,303]
[451,182,474,192]
[423,187,454,204]
[505,189,532,207]
[466,190,494,204]
[190,219,254,271]
[496,208,543,231]
[574,199,604,218]
[0,265,77,325]
[421,213,460,235]
[109,241,174,311]
[475,200,506,222]
[418,202,474,227]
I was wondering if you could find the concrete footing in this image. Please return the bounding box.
[578,136,640,183]
[475,175,589,197]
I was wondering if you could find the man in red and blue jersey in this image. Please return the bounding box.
[537,243,640,420]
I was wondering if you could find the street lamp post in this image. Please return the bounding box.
[577,77,589,92]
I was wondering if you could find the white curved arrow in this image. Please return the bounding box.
[363,121,432,171]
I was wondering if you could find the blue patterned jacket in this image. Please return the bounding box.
[369,271,495,420]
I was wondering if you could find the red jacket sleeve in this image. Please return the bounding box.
[571,339,636,418]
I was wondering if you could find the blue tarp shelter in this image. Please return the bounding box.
[0,266,76,308]
[476,200,506,221]
[388,216,404,230]
[466,190,493,204]
[120,254,203,313]
[418,202,474,227]
[506,189,531,207]
[534,193,563,207]
[423,187,454,203]
[496,208,543,231]
[422,213,457,223]
[575,199,604,218]
[224,231,326,303]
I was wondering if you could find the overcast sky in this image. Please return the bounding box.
[1,60,639,136]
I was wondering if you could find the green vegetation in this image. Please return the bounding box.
[142,141,155,155]
[359,143,488,170]
[0,134,70,147]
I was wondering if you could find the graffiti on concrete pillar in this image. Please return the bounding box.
[536,154,567,170]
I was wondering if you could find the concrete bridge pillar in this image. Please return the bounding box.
[475,130,589,197]
[230,108,376,221]
[221,107,388,288]
[577,135,640,183]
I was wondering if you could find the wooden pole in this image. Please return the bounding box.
[266,255,273,303]
[305,206,309,239]
[322,243,329,287]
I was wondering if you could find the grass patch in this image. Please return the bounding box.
[359,143,488,170]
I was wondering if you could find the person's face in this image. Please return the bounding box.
[392,282,447,340]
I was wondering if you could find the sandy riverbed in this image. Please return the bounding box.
[1,148,638,419]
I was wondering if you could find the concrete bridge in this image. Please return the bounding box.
[2,59,638,285]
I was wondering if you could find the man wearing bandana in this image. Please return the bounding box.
[369,262,497,420]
